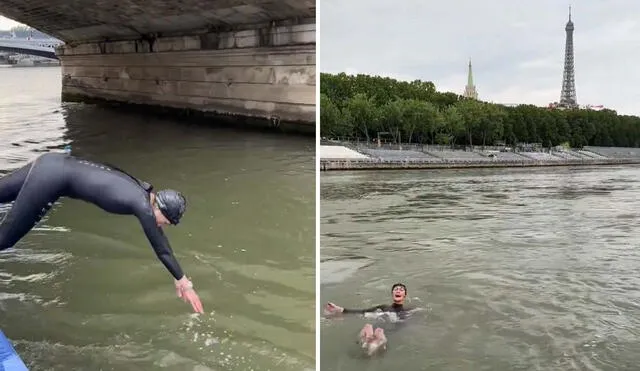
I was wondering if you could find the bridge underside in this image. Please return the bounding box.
[0,46,58,59]
[0,0,316,132]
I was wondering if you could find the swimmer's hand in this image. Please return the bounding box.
[324,302,344,316]
[175,276,204,314]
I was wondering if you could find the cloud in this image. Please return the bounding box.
[319,0,640,115]
[519,57,558,71]
[0,16,25,30]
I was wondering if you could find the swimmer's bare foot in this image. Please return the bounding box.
[366,328,387,356]
[359,324,374,347]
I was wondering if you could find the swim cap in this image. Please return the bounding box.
[155,189,187,225]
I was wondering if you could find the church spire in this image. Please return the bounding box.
[463,58,478,99]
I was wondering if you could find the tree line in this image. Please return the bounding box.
[320,72,640,148]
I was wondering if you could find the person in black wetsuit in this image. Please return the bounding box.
[324,283,412,355]
[0,152,204,313]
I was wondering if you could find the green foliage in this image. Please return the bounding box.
[320,72,640,148]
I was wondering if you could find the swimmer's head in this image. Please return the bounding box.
[391,283,407,303]
[153,189,187,226]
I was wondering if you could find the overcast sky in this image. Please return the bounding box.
[0,16,23,30]
[320,0,640,115]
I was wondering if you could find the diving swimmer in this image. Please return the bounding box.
[325,283,412,356]
[0,152,204,313]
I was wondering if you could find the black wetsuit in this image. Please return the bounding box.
[342,303,413,322]
[0,152,184,280]
[343,303,412,320]
[344,303,414,337]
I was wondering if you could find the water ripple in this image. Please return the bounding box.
[321,166,640,371]
[0,67,314,370]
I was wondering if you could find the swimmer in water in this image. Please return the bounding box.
[325,283,411,356]
[0,153,204,314]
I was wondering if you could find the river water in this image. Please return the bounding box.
[320,167,640,371]
[0,67,315,370]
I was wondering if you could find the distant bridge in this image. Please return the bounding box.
[0,38,63,59]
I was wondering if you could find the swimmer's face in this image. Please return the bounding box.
[153,206,171,227]
[392,285,406,303]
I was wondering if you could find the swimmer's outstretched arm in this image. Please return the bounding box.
[137,211,184,279]
[343,305,386,314]
[325,302,385,315]
[135,207,204,314]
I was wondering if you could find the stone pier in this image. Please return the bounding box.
[58,19,315,129]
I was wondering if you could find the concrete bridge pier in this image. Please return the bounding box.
[56,18,315,132]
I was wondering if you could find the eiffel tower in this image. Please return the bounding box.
[559,6,578,108]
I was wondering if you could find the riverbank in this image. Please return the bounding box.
[321,157,640,171]
[319,144,640,171]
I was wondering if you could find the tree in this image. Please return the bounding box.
[320,93,347,138]
[319,72,640,148]
[343,94,380,142]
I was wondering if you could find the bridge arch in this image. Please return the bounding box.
[0,1,316,130]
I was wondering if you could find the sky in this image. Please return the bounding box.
[0,15,23,30]
[319,0,640,116]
